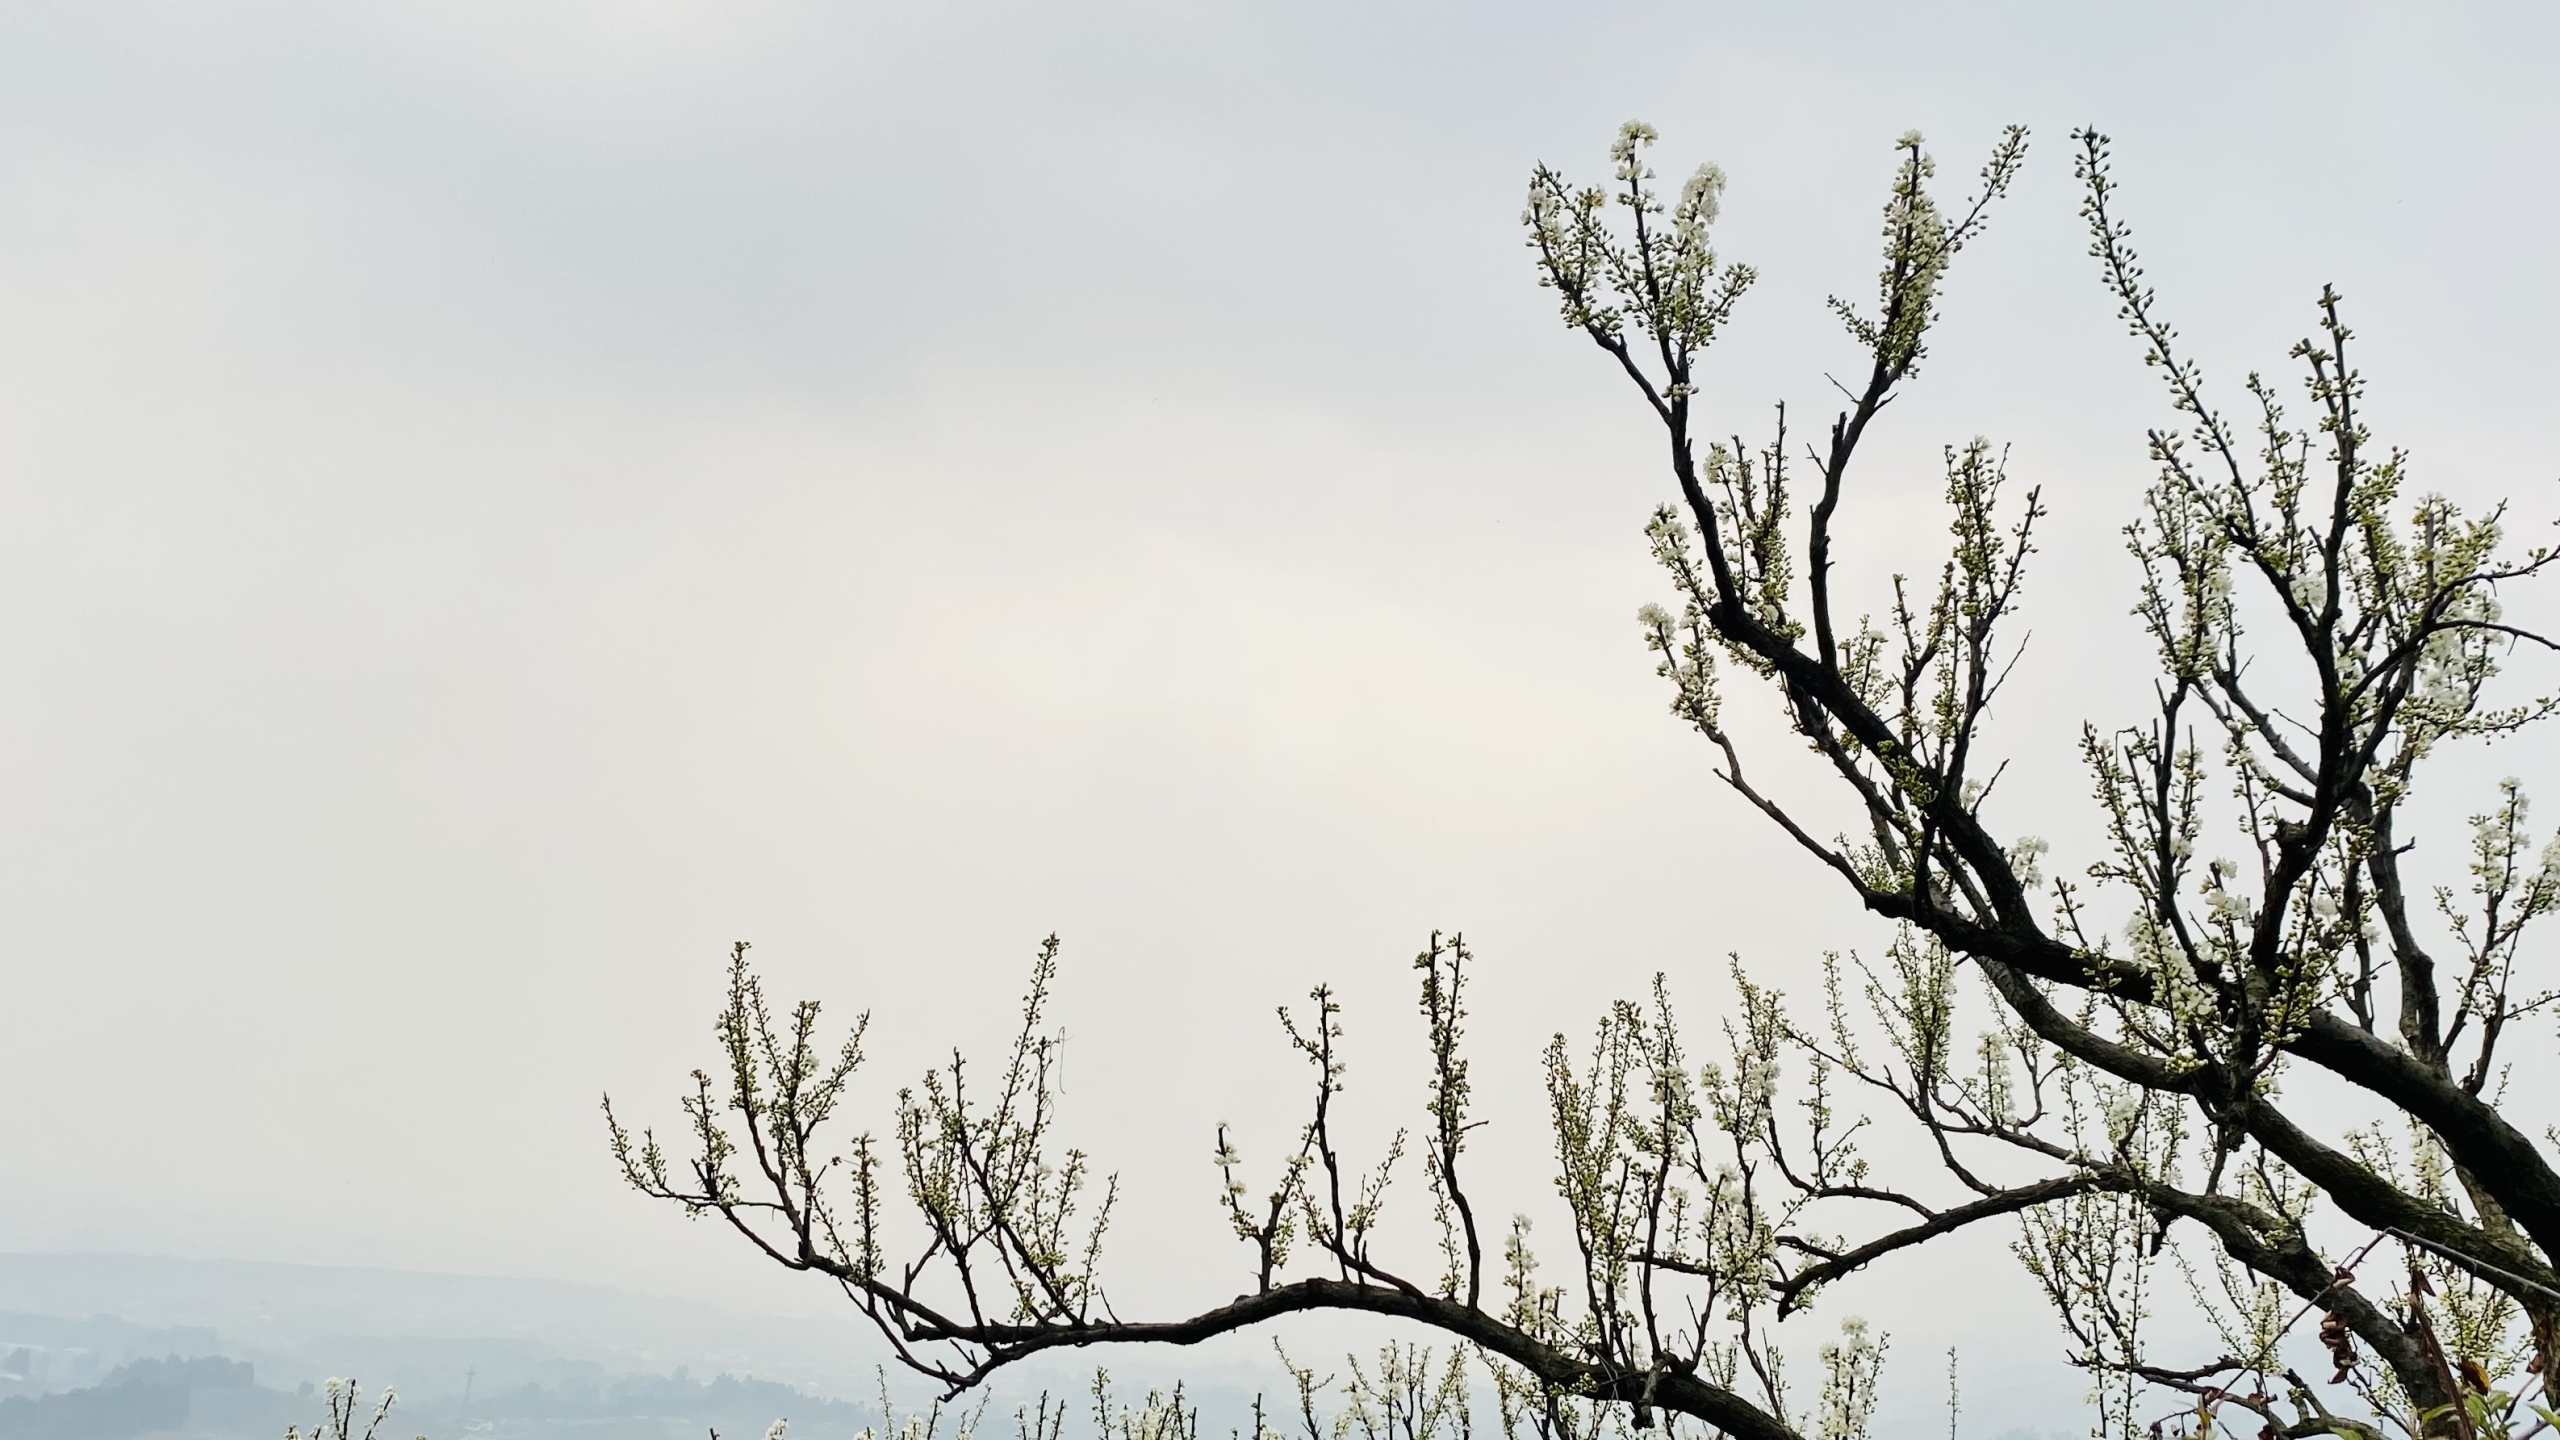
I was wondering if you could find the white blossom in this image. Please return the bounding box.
[1610,119,1658,164]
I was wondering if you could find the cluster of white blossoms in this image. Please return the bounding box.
[283,1378,409,1440]
[2202,858,2253,929]
[2005,834,2049,888]
[1814,1317,1886,1440]
[2102,1092,2142,1144]
[1608,118,1657,177]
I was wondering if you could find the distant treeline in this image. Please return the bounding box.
[0,1351,890,1440]
[0,1354,274,1439]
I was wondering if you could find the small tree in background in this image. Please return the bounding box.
[284,1379,420,1440]
[607,122,2560,1440]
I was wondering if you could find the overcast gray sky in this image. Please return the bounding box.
[2,0,2555,1427]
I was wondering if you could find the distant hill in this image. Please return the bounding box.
[0,1355,891,1440]
[0,1255,944,1440]
[0,1252,1338,1438]
[0,1354,283,1440]
[0,1252,879,1397]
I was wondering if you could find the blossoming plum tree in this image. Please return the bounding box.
[606,123,2560,1440]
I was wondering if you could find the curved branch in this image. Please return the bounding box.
[1767,1172,2110,1311]
[866,1274,1798,1440]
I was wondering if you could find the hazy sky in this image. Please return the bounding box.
[3,0,2555,1426]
